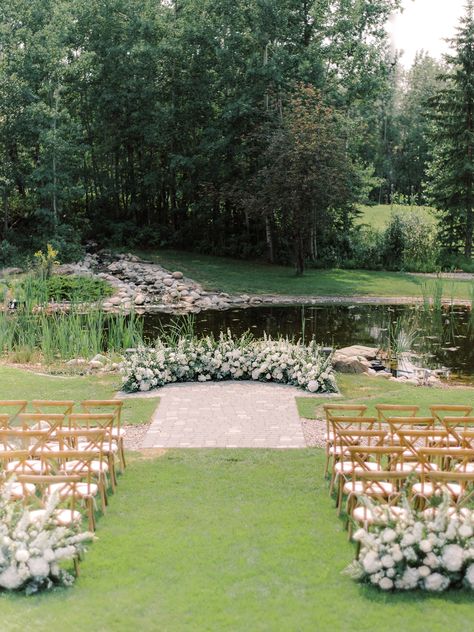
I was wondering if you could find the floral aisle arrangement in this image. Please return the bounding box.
[0,481,94,595]
[121,332,337,394]
[345,494,474,592]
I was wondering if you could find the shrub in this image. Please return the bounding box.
[346,493,474,592]
[17,275,112,304]
[121,333,337,394]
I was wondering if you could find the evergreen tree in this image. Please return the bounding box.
[427,1,474,259]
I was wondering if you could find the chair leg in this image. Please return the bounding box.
[87,498,96,532]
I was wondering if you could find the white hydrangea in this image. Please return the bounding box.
[441,544,464,573]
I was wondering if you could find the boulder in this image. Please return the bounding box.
[134,294,146,306]
[336,345,378,360]
[333,353,372,374]
[109,296,122,306]
[172,271,184,279]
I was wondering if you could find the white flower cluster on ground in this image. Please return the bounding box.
[122,333,337,394]
[0,480,93,595]
[345,494,474,592]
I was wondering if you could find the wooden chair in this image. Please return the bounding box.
[347,470,411,541]
[67,415,117,489]
[0,451,37,499]
[341,445,405,519]
[0,400,27,422]
[40,451,102,531]
[412,448,474,507]
[375,404,419,421]
[56,428,110,509]
[386,416,436,449]
[31,400,75,415]
[322,405,367,475]
[441,417,474,447]
[429,405,473,423]
[81,400,125,470]
[394,429,445,473]
[330,428,387,508]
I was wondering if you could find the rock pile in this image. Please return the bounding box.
[332,344,443,387]
[58,251,254,313]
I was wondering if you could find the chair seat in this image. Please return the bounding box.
[111,428,126,438]
[343,481,395,496]
[29,508,82,526]
[48,482,99,498]
[454,462,474,472]
[429,435,459,446]
[423,507,471,519]
[6,459,46,474]
[334,461,380,474]
[64,459,109,474]
[394,462,439,473]
[7,482,36,498]
[412,482,462,497]
[352,504,407,525]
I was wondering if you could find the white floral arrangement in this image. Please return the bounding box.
[0,480,94,595]
[345,494,474,592]
[121,332,336,394]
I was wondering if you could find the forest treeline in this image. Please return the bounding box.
[0,0,473,271]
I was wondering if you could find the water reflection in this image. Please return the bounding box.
[143,304,474,382]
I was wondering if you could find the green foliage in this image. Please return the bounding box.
[0,0,401,267]
[426,2,474,259]
[34,275,112,303]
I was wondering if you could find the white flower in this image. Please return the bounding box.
[379,577,394,591]
[419,539,432,553]
[401,533,416,547]
[465,564,474,588]
[424,572,450,592]
[458,524,473,539]
[0,566,23,590]
[441,544,464,572]
[381,528,397,544]
[15,549,30,563]
[28,557,50,577]
[418,565,431,578]
[307,380,319,393]
[381,554,395,568]
[362,551,382,575]
[401,567,419,590]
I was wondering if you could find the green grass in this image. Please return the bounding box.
[297,373,474,419]
[0,366,158,426]
[356,204,437,231]
[1,449,473,632]
[134,249,474,300]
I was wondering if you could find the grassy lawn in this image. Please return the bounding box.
[135,249,473,300]
[356,204,437,231]
[0,449,472,632]
[0,365,159,426]
[297,373,474,419]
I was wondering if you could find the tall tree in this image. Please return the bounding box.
[427,1,474,258]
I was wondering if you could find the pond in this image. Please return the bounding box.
[143,303,474,383]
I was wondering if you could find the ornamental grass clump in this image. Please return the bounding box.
[345,493,474,592]
[0,481,93,595]
[121,332,336,394]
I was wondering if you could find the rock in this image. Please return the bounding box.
[333,353,372,374]
[66,358,87,366]
[89,360,103,369]
[367,368,377,376]
[163,278,174,287]
[375,371,392,379]
[109,296,122,306]
[241,295,250,302]
[336,345,379,360]
[405,378,420,386]
[107,262,122,272]
[91,354,107,364]
[134,294,146,306]
[249,297,262,305]
[427,375,442,387]
[172,271,183,279]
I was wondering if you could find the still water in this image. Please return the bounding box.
[143,304,474,382]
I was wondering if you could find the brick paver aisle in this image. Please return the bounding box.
[138,381,307,448]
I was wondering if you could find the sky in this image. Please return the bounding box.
[388,0,467,67]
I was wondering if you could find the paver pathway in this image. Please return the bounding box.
[136,381,307,448]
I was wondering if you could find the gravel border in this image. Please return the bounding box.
[123,423,151,450]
